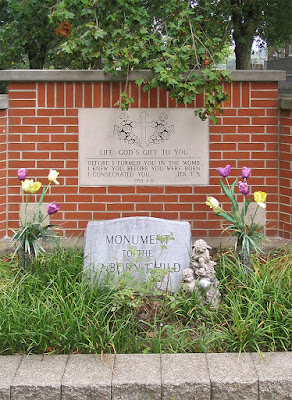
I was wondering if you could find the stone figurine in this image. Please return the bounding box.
[182,239,221,307]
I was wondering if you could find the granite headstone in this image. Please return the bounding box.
[84,217,191,291]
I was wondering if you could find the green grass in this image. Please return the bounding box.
[0,246,291,355]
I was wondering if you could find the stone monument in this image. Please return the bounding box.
[84,217,191,291]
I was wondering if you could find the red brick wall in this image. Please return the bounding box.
[0,107,7,237]
[279,108,292,240]
[4,80,288,239]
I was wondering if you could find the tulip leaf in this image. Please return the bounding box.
[215,211,235,224]
[38,185,46,207]
[220,180,238,211]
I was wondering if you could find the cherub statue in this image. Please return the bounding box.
[191,239,216,279]
[182,268,196,293]
[182,239,221,308]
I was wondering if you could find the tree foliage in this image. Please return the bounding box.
[199,0,292,69]
[51,0,230,123]
[0,0,62,69]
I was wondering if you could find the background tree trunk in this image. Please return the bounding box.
[233,37,253,70]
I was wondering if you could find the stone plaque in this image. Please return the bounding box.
[84,217,191,291]
[79,109,208,186]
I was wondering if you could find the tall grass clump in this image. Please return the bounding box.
[0,246,291,355]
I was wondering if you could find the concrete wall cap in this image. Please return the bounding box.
[279,96,292,110]
[0,94,8,110]
[0,69,286,82]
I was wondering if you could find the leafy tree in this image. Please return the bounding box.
[198,0,292,69]
[0,0,62,69]
[51,0,230,123]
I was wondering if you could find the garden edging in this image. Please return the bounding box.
[1,352,291,399]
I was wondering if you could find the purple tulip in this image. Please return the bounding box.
[241,166,251,180]
[48,202,60,215]
[17,168,28,181]
[238,181,249,196]
[216,165,231,178]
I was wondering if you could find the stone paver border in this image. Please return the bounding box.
[0,352,291,399]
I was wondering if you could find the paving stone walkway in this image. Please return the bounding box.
[0,352,291,399]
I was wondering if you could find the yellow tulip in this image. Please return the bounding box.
[22,179,42,194]
[206,196,223,213]
[48,169,60,185]
[254,191,267,208]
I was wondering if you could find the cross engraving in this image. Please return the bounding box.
[132,111,156,148]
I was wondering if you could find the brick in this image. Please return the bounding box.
[241,82,250,108]
[251,90,278,99]
[37,108,64,116]
[196,92,204,108]
[140,84,149,108]
[9,109,35,117]
[107,203,134,211]
[103,82,111,107]
[210,126,236,134]
[9,117,21,125]
[223,82,231,107]
[9,82,36,90]
[51,134,77,142]
[94,194,121,202]
[251,82,278,90]
[9,100,36,108]
[165,186,192,193]
[9,126,36,133]
[108,186,135,193]
[66,126,79,133]
[137,186,164,193]
[78,203,106,211]
[23,117,50,125]
[130,82,139,108]
[65,143,78,151]
[238,108,265,117]
[266,109,278,117]
[93,212,120,220]
[47,83,55,108]
[122,194,149,202]
[165,203,192,211]
[222,109,237,117]
[75,82,83,108]
[210,143,236,151]
[239,143,265,151]
[251,99,278,108]
[66,109,78,116]
[252,117,278,125]
[151,194,178,202]
[151,212,179,219]
[38,126,64,134]
[122,211,149,217]
[84,82,93,108]
[159,88,167,108]
[136,203,162,211]
[37,160,64,169]
[9,91,36,100]
[232,82,241,108]
[93,82,101,107]
[223,117,250,125]
[150,87,158,108]
[37,143,64,151]
[51,117,78,125]
[65,83,74,108]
